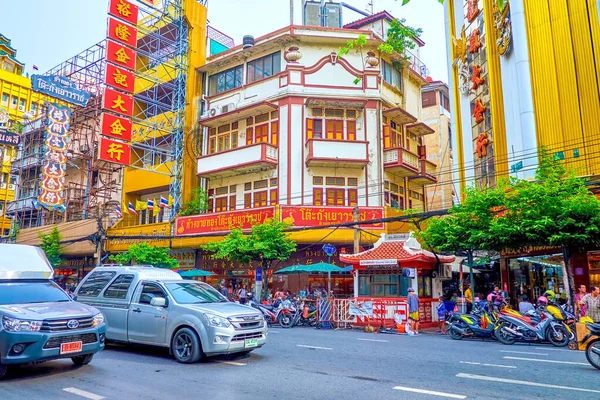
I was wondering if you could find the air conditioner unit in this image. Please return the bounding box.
[220,103,236,114]
[438,264,453,279]
[18,105,25,112]
[209,108,218,117]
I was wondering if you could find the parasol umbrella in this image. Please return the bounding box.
[179,269,215,278]
[303,262,344,294]
[274,264,310,274]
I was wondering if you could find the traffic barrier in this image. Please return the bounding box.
[331,297,409,329]
[317,298,333,329]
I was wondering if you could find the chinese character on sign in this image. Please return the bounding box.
[476,133,489,158]
[115,47,131,64]
[115,23,131,42]
[111,95,128,112]
[116,0,132,17]
[473,99,487,124]
[466,0,480,23]
[107,142,125,161]
[112,68,128,87]
[109,119,127,136]
[471,64,485,90]
[469,29,483,53]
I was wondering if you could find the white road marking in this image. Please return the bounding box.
[357,338,389,343]
[216,361,247,366]
[459,361,516,369]
[392,386,467,399]
[499,350,548,356]
[534,347,574,353]
[502,356,589,366]
[296,344,333,350]
[456,373,600,394]
[63,388,105,400]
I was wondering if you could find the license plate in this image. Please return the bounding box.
[60,341,83,354]
[244,338,258,348]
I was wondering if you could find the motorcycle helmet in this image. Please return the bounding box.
[543,290,556,301]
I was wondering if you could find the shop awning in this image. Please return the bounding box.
[340,233,455,266]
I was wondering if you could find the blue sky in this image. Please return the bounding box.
[1,0,448,82]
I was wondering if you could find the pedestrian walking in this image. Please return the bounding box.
[464,284,473,314]
[580,286,600,322]
[575,284,588,318]
[407,288,420,336]
[238,284,248,304]
[436,295,447,335]
[219,281,229,300]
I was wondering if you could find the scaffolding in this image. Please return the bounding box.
[8,41,123,229]
[131,0,190,214]
[8,0,194,231]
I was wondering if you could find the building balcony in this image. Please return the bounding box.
[383,147,420,177]
[410,159,438,185]
[197,142,278,179]
[305,139,369,168]
[7,195,37,215]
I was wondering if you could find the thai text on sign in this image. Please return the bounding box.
[175,207,276,235]
[280,206,384,229]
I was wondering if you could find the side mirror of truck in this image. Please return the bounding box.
[150,297,167,307]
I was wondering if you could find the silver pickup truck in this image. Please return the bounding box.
[74,265,267,363]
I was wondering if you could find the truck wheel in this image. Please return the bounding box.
[0,363,7,379]
[71,354,94,366]
[171,328,203,364]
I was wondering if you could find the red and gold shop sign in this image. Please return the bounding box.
[101,113,132,141]
[107,17,138,48]
[98,137,131,166]
[466,0,480,23]
[280,206,384,229]
[175,207,276,236]
[107,40,136,70]
[105,63,134,93]
[108,0,139,25]
[103,87,133,117]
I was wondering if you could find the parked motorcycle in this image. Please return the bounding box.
[448,304,501,340]
[249,298,294,326]
[496,307,570,347]
[583,322,600,370]
[281,301,318,328]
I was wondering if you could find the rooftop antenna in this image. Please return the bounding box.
[367,0,374,14]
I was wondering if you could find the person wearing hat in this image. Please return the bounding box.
[407,288,420,336]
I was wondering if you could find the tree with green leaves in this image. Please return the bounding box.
[38,227,64,268]
[202,218,297,299]
[179,187,209,216]
[338,18,422,85]
[109,242,179,269]
[492,152,600,304]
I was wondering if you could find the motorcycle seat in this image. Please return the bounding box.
[261,304,275,312]
[587,323,600,334]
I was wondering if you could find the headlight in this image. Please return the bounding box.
[92,313,104,327]
[205,313,231,328]
[1,316,42,332]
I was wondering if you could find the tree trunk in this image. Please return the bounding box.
[561,246,576,308]
[467,249,476,304]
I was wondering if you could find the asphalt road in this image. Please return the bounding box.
[1,327,598,400]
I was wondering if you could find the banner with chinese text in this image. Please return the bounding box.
[35,103,71,211]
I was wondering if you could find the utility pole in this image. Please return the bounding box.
[353,205,360,254]
[290,0,294,25]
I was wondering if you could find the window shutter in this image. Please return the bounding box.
[347,120,356,141]
[306,118,314,139]
[348,189,358,206]
[271,121,278,146]
[313,188,323,206]
[244,193,252,209]
[383,125,391,149]
[246,128,253,145]
[229,195,236,211]
[270,189,278,205]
